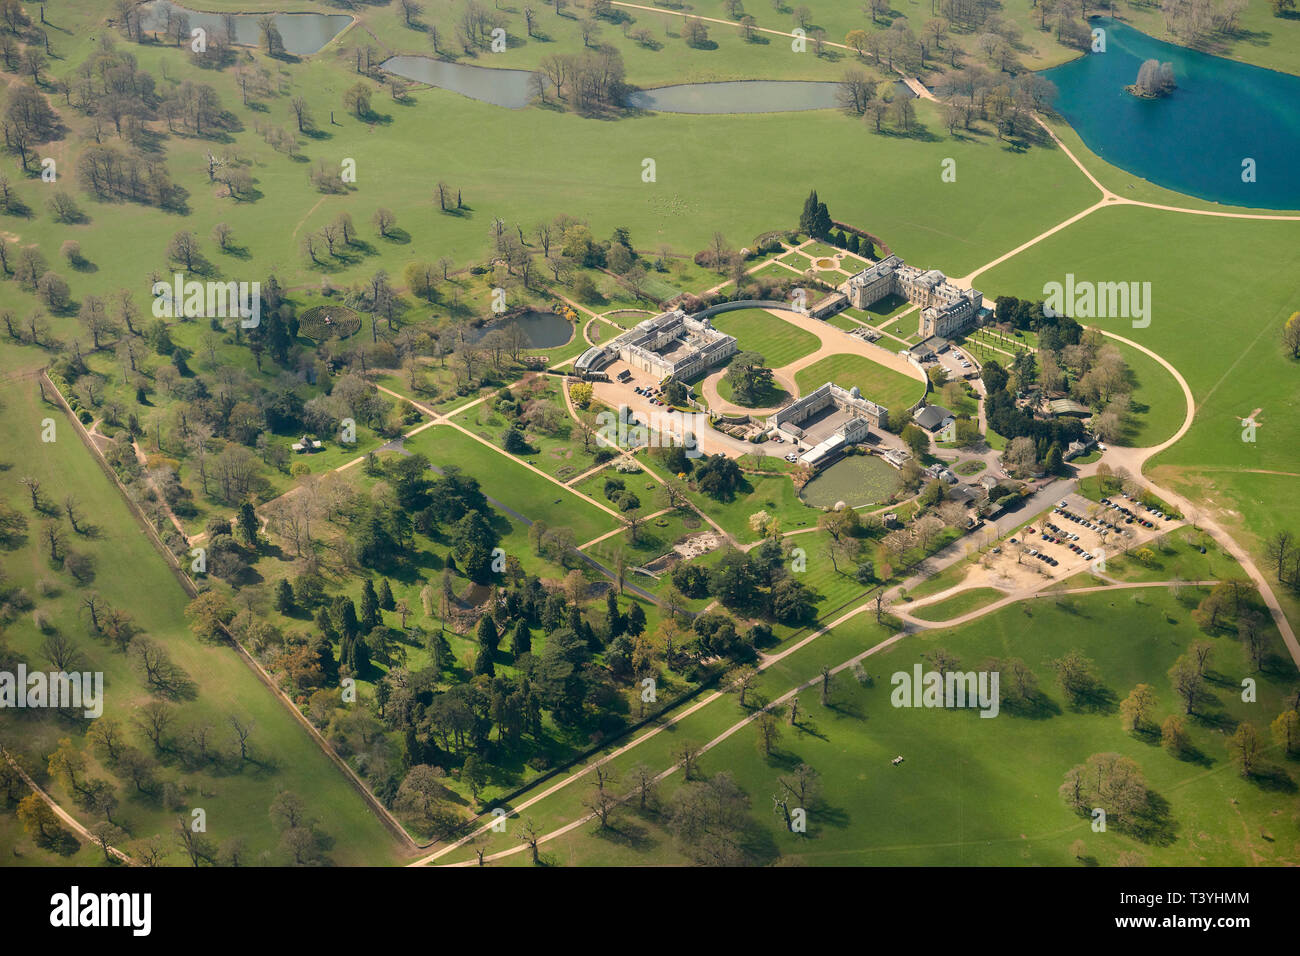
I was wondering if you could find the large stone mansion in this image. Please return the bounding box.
[576,309,738,380]
[842,255,983,339]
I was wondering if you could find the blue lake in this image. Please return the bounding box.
[1041,17,1300,209]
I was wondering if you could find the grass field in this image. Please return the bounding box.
[976,204,1300,635]
[908,587,1007,621]
[0,381,404,866]
[795,354,926,414]
[401,425,622,546]
[709,309,821,369]
[436,583,1297,866]
[686,471,819,544]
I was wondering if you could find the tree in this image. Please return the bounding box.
[462,755,486,800]
[344,83,372,119]
[1263,529,1297,584]
[236,501,259,546]
[1119,683,1156,732]
[683,17,711,47]
[1003,435,1039,477]
[1226,722,1261,777]
[900,423,929,459]
[836,69,875,115]
[666,772,753,866]
[1167,653,1204,715]
[755,710,782,755]
[1161,713,1189,756]
[1268,709,1299,758]
[17,794,61,842]
[1283,312,1300,359]
[1051,649,1098,707]
[167,231,199,271]
[269,790,308,832]
[89,822,126,863]
[372,207,397,239]
[517,817,542,865]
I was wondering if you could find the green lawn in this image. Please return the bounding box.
[437,580,1296,866]
[794,354,926,415]
[686,471,820,544]
[977,204,1300,636]
[710,309,821,369]
[715,369,789,409]
[402,425,621,546]
[909,587,1007,621]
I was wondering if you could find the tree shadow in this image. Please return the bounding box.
[1245,764,1296,793]
[1121,788,1178,846]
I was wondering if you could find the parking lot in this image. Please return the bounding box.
[977,491,1183,586]
[935,343,979,380]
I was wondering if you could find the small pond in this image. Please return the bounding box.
[381,56,538,109]
[379,58,913,113]
[799,454,901,509]
[139,2,351,56]
[465,310,574,350]
[626,79,914,113]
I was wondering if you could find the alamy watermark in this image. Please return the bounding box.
[1042,274,1151,328]
[597,405,706,458]
[891,664,1000,718]
[152,273,260,328]
[0,665,103,718]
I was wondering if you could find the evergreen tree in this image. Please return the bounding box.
[237,501,259,546]
[799,189,819,234]
[625,601,646,637]
[360,579,381,633]
[378,578,395,610]
[427,628,453,673]
[275,578,295,614]
[847,233,860,254]
[834,229,848,248]
[606,590,624,638]
[812,202,832,238]
[477,615,500,654]
[315,607,338,642]
[511,619,532,658]
[314,636,338,684]
[1045,442,1064,475]
[332,596,360,642]
[474,648,496,677]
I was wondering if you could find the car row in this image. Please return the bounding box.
[634,385,668,406]
[1100,496,1163,529]
[1023,546,1059,567]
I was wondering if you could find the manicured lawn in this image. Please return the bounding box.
[686,471,820,544]
[715,369,789,408]
[451,376,605,483]
[826,312,866,332]
[710,309,821,369]
[794,354,926,415]
[403,425,621,546]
